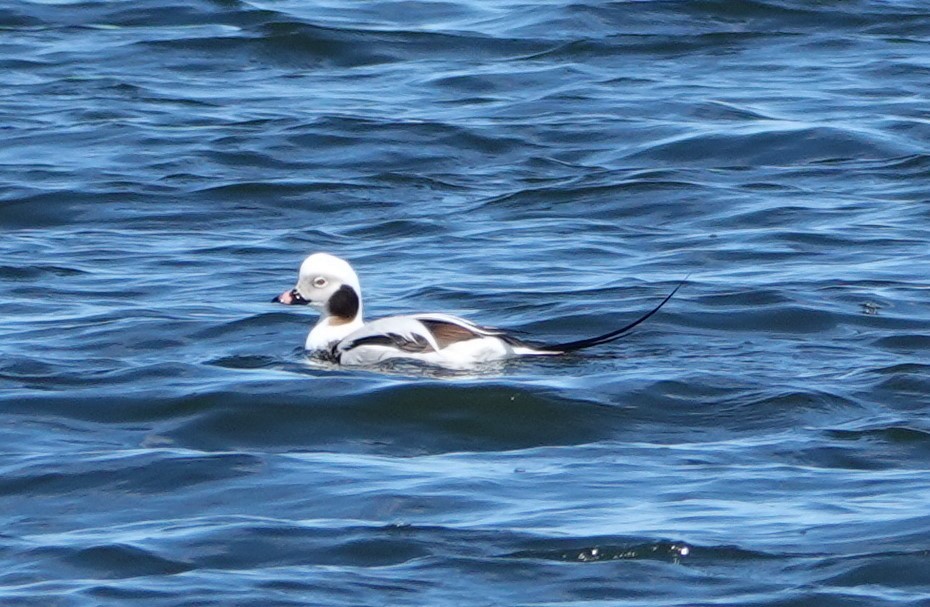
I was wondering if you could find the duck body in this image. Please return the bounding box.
[274,253,680,369]
[331,313,544,367]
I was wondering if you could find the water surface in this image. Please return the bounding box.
[2,1,930,605]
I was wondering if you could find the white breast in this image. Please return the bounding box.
[305,317,364,351]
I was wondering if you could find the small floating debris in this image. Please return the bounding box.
[861,301,882,315]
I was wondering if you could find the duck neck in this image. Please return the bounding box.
[306,311,364,352]
[305,283,364,352]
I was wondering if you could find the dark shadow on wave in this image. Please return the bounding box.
[163,382,622,455]
[7,380,626,455]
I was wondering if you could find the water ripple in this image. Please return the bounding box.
[3,0,930,605]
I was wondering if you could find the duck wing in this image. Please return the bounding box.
[335,316,441,355]
[410,313,522,347]
[334,313,519,358]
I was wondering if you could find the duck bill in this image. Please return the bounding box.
[272,288,308,305]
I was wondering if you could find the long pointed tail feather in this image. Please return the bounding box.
[537,279,685,354]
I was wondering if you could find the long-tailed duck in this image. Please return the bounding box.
[274,253,681,368]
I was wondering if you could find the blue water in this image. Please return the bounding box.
[3,1,930,605]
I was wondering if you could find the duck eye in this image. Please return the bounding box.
[312,277,328,288]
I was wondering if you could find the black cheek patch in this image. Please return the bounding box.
[328,284,360,319]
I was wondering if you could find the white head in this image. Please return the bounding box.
[273,253,363,325]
